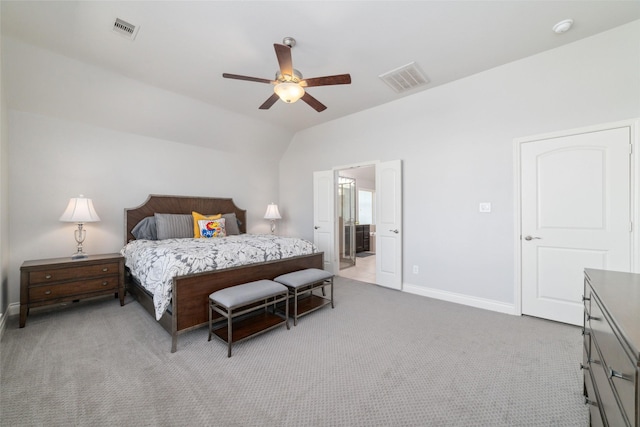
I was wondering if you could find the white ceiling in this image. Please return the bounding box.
[2,1,639,134]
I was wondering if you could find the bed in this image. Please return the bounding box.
[123,194,324,352]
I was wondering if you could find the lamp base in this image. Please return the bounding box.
[71,253,88,260]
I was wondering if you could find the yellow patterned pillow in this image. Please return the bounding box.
[192,211,222,238]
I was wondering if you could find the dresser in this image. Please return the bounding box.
[20,253,125,327]
[583,269,640,426]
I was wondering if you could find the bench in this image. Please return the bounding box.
[274,268,334,326]
[208,279,289,357]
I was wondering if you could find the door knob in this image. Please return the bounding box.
[314,226,320,230]
[524,235,541,241]
[390,229,399,234]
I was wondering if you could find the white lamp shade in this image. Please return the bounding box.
[264,203,282,220]
[274,82,305,103]
[60,196,101,223]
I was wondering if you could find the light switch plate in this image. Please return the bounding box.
[479,202,492,213]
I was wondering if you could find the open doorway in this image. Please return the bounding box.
[313,159,402,289]
[336,165,376,283]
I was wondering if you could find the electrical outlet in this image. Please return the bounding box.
[412,265,419,274]
[479,202,492,213]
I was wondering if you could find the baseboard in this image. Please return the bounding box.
[403,283,516,315]
[0,302,20,341]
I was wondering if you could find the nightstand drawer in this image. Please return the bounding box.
[20,254,125,328]
[28,276,119,301]
[29,262,120,284]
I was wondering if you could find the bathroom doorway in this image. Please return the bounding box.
[337,165,376,283]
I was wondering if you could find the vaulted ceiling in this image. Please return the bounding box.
[3,1,639,133]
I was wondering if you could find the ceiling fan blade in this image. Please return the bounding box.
[274,44,293,77]
[301,92,327,112]
[259,93,280,110]
[222,73,273,84]
[301,74,352,87]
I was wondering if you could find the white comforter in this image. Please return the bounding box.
[121,234,317,320]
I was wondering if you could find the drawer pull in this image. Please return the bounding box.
[44,290,52,295]
[587,314,600,322]
[581,294,590,302]
[45,274,52,279]
[101,281,108,286]
[102,267,109,272]
[608,366,630,381]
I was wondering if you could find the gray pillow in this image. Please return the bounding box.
[155,213,193,239]
[131,216,157,240]
[222,213,240,236]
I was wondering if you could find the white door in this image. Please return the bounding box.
[520,126,632,325]
[313,170,336,273]
[376,160,403,290]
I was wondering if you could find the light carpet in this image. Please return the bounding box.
[1,277,588,426]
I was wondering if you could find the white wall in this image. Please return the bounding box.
[279,21,640,307]
[4,38,288,307]
[4,38,294,158]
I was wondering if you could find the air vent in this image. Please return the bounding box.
[379,62,429,93]
[112,18,139,40]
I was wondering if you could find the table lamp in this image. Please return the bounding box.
[264,203,281,234]
[59,195,101,259]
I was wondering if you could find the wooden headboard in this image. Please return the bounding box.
[124,194,247,243]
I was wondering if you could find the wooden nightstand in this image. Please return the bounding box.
[20,253,125,327]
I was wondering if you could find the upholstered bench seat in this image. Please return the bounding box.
[274,268,334,326]
[208,279,289,357]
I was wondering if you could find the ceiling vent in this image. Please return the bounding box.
[379,62,429,93]
[112,18,139,40]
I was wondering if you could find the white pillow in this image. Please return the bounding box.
[198,218,226,238]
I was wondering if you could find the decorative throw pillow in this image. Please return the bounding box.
[155,214,194,239]
[222,213,240,235]
[197,218,226,238]
[192,211,222,238]
[131,216,157,240]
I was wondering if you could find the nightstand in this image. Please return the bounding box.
[20,253,125,327]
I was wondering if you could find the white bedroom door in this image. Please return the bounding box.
[375,160,403,290]
[520,126,632,325]
[313,170,336,273]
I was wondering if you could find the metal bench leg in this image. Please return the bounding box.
[208,301,213,341]
[285,292,290,330]
[330,277,334,308]
[227,308,233,358]
[293,288,299,326]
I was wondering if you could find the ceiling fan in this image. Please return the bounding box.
[222,37,351,112]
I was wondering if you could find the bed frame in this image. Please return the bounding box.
[124,194,323,352]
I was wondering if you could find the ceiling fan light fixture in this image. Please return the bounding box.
[274,82,305,103]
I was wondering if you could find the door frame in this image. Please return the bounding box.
[513,118,639,316]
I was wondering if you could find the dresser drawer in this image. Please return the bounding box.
[584,367,605,427]
[584,331,606,427]
[29,276,119,301]
[29,262,120,284]
[591,295,637,426]
[590,341,628,426]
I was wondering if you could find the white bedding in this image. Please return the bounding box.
[121,234,317,320]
